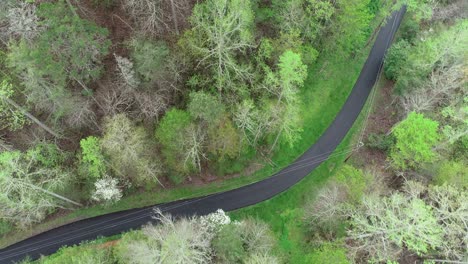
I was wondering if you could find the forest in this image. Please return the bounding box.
[0,0,466,263]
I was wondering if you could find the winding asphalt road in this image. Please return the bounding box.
[0,7,406,263]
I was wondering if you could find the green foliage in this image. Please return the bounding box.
[102,114,161,186]
[391,21,467,94]
[0,220,12,236]
[26,143,66,168]
[306,242,349,264]
[434,160,468,188]
[328,0,374,55]
[38,243,114,264]
[181,0,254,92]
[365,132,394,151]
[384,40,410,81]
[399,16,420,43]
[0,79,28,131]
[35,1,110,82]
[188,91,225,124]
[156,109,191,148]
[130,38,169,83]
[278,51,308,94]
[155,108,193,181]
[348,193,444,262]
[79,136,107,180]
[272,0,335,43]
[0,149,73,228]
[213,224,246,263]
[6,1,110,121]
[208,116,245,161]
[334,164,368,203]
[390,112,439,170]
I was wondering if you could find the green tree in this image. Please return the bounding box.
[26,143,66,169]
[212,224,246,263]
[102,114,162,186]
[6,1,110,123]
[38,243,114,264]
[188,91,225,124]
[334,165,369,203]
[391,21,467,95]
[307,242,349,264]
[269,50,307,150]
[35,1,111,83]
[207,116,244,161]
[347,193,444,262]
[273,0,335,43]
[327,0,373,55]
[390,112,439,170]
[129,38,169,83]
[79,136,107,180]
[155,108,193,180]
[181,0,254,92]
[0,79,27,131]
[0,150,78,229]
[433,160,468,188]
[384,40,410,81]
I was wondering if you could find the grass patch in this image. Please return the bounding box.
[0,49,368,249]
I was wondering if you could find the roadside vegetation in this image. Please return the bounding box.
[1,0,467,263]
[1,0,375,243]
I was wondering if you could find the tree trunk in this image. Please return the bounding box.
[22,181,83,207]
[4,98,62,139]
[170,0,180,35]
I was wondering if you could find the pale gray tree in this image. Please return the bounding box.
[101,114,163,186]
[183,0,255,92]
[0,151,79,229]
[122,0,191,36]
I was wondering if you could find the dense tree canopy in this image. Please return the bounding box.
[390,112,439,170]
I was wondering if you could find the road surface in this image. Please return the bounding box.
[0,7,406,263]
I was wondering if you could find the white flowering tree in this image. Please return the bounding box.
[114,54,140,89]
[91,177,122,204]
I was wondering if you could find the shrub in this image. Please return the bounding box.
[0,220,12,236]
[433,160,468,188]
[390,112,439,170]
[365,132,394,151]
[129,39,169,83]
[26,143,66,168]
[155,108,194,181]
[212,224,246,263]
[384,40,410,81]
[39,243,114,264]
[79,136,107,180]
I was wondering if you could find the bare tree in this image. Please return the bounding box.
[183,0,255,92]
[400,62,466,114]
[431,0,468,22]
[183,124,207,172]
[114,54,140,89]
[121,0,191,36]
[304,183,349,238]
[0,151,80,229]
[7,2,42,42]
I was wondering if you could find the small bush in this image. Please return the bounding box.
[365,132,394,151]
[212,224,246,263]
[0,220,12,236]
[384,40,410,81]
